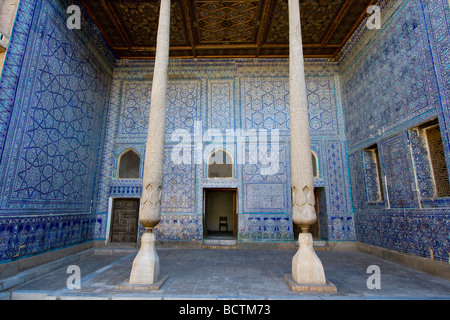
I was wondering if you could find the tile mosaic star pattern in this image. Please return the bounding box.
[12,25,103,202]
[196,0,263,43]
[0,0,110,213]
[0,0,112,262]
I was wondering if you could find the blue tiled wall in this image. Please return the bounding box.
[1,0,448,265]
[0,0,114,263]
[342,0,450,262]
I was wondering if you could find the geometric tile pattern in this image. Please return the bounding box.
[104,60,351,244]
[362,148,383,202]
[119,81,151,135]
[241,76,338,134]
[161,149,196,213]
[241,78,291,131]
[0,0,113,262]
[11,23,104,203]
[380,133,418,208]
[207,80,234,130]
[342,0,440,151]
[0,0,110,214]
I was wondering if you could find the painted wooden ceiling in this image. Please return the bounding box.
[79,0,376,59]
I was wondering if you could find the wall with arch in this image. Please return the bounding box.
[97,58,352,243]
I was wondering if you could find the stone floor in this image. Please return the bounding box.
[1,247,450,300]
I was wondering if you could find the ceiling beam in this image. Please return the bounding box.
[101,0,132,49]
[332,0,378,57]
[260,43,341,48]
[79,0,115,50]
[255,0,277,57]
[118,53,335,60]
[179,0,197,58]
[112,43,340,54]
[321,0,354,47]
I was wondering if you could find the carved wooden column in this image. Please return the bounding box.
[288,0,328,287]
[129,0,171,285]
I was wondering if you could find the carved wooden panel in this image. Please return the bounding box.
[110,198,140,243]
[79,0,376,59]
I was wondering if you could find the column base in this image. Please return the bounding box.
[116,275,169,291]
[292,233,327,285]
[284,274,337,293]
[128,231,160,285]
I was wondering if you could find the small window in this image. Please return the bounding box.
[363,144,384,202]
[118,150,140,179]
[208,149,233,178]
[424,122,450,197]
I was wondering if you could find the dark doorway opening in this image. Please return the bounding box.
[204,189,237,239]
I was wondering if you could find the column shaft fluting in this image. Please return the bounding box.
[140,0,171,230]
[289,0,327,285]
[129,0,171,285]
[289,0,317,232]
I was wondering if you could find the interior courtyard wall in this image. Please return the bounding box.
[340,0,450,262]
[98,59,354,244]
[0,0,114,263]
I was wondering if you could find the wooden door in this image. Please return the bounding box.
[110,198,139,243]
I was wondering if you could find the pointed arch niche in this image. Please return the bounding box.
[118,149,141,179]
[207,149,233,178]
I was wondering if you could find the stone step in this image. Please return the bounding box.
[94,247,137,255]
[202,238,237,250]
[313,240,329,251]
[314,240,327,247]
[202,245,237,250]
[203,239,237,246]
[294,240,329,251]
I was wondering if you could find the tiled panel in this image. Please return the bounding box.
[380,132,419,208]
[355,209,449,262]
[342,0,440,151]
[207,80,235,130]
[0,213,107,262]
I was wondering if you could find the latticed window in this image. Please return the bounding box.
[208,150,233,178]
